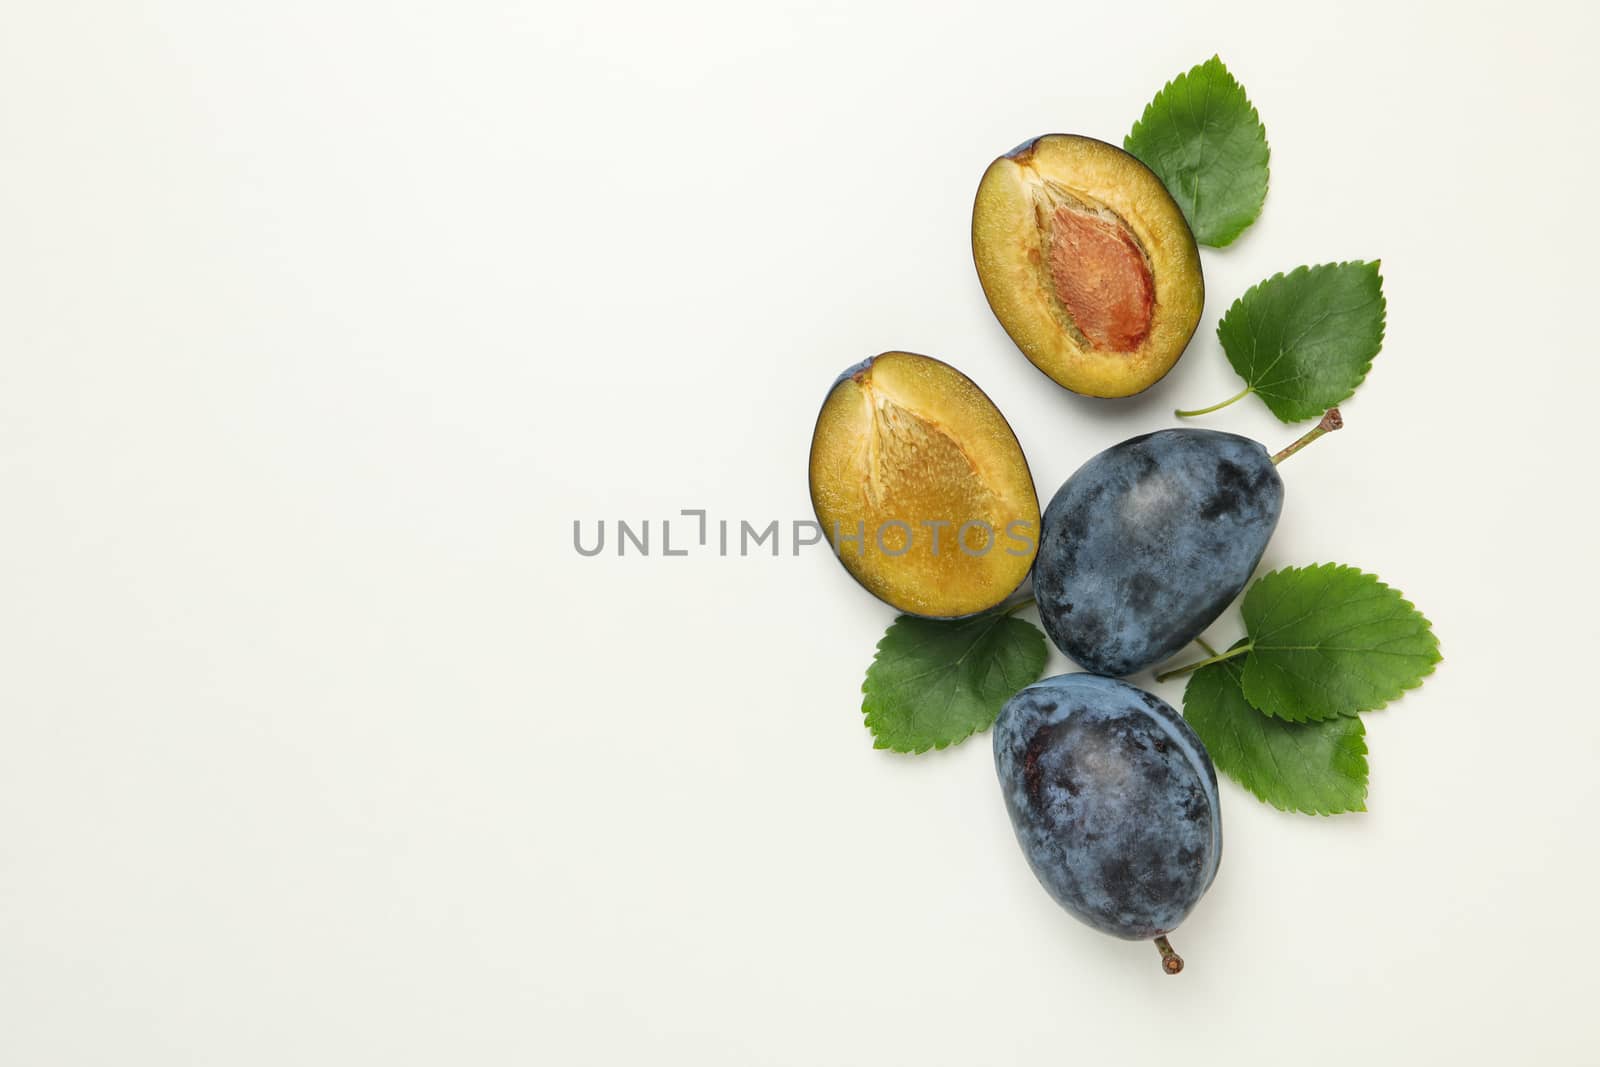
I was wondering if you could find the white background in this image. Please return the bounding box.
[2,1,1597,1063]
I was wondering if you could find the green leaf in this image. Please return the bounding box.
[1183,643,1368,815]
[1241,564,1440,721]
[1125,55,1270,247]
[862,608,1048,753]
[1217,262,1387,422]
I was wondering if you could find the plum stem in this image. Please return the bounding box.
[1175,387,1251,418]
[1153,642,1251,682]
[1270,408,1344,465]
[1195,637,1221,657]
[1154,936,1184,975]
[1000,595,1036,617]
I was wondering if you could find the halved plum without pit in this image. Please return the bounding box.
[808,352,1039,618]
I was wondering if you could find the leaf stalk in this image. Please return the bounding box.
[1174,387,1252,419]
[1154,642,1252,682]
[1000,595,1036,617]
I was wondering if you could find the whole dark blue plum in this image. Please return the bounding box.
[1034,428,1283,677]
[994,674,1220,970]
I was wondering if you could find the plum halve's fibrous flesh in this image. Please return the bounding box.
[808,352,1039,618]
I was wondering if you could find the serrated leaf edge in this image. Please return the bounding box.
[1217,261,1387,422]
[1241,562,1442,722]
[1183,658,1370,816]
[1124,54,1271,248]
[860,612,1047,754]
